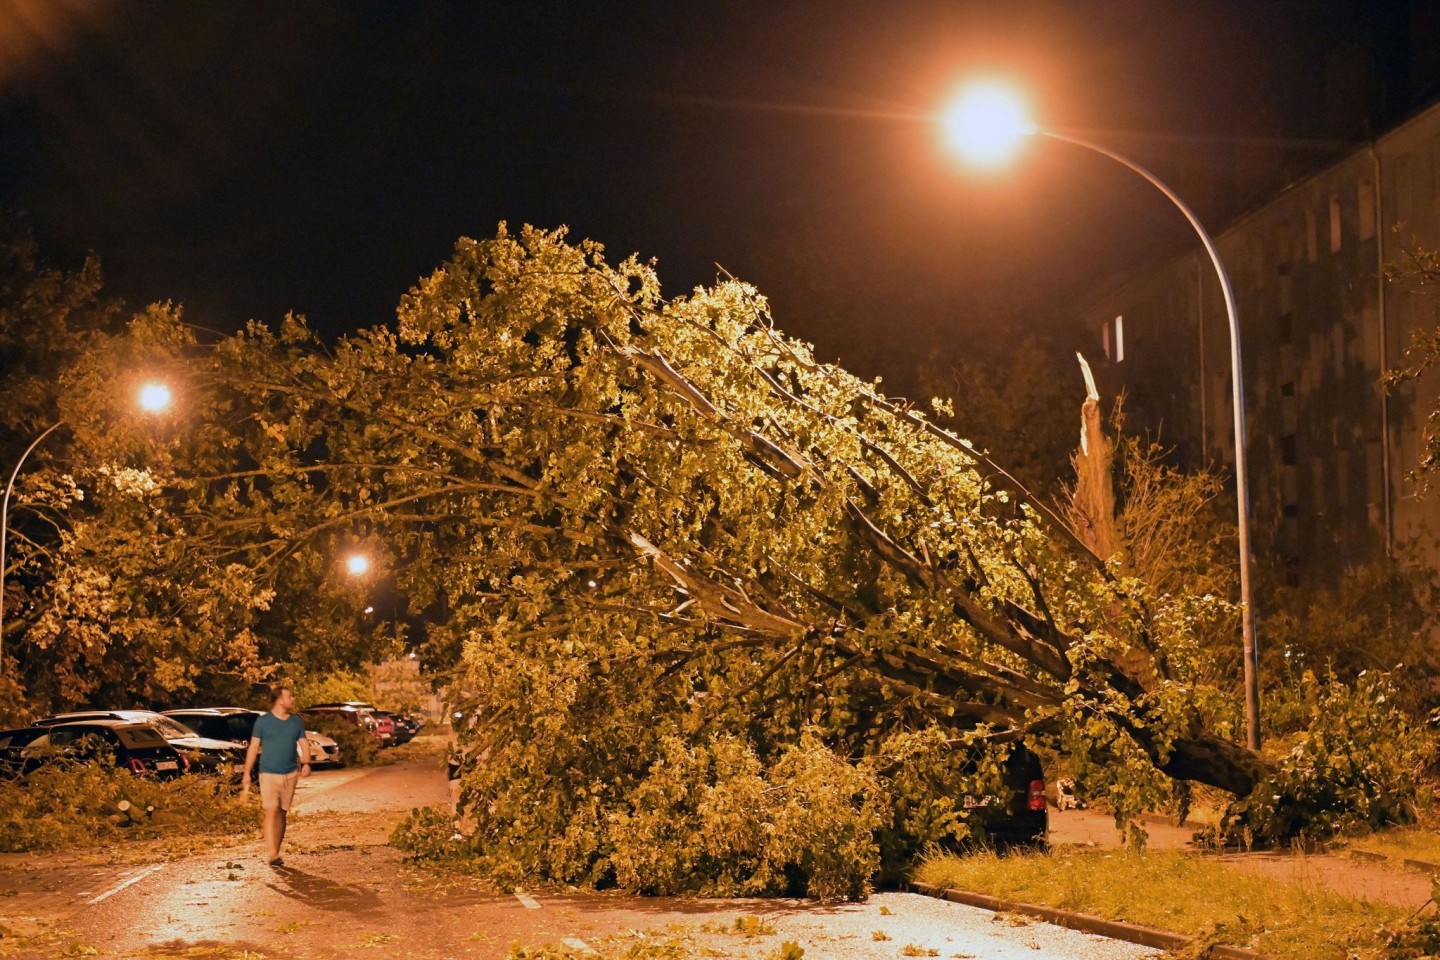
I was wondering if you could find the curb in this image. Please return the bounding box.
[908,881,1277,960]
[1346,848,1440,875]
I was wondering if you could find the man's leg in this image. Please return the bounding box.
[263,805,282,860]
[270,772,298,862]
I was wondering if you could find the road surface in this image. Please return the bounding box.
[0,744,1154,960]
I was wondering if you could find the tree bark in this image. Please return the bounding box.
[1158,733,1271,797]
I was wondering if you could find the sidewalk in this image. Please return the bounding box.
[1050,808,1435,909]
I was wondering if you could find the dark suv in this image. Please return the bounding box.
[958,744,1048,848]
[164,707,342,766]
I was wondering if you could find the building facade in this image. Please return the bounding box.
[1075,99,1440,583]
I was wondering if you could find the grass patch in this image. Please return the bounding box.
[915,849,1407,959]
[1349,824,1440,864]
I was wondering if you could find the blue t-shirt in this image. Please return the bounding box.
[252,711,305,775]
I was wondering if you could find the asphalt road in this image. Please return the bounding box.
[0,750,1155,960]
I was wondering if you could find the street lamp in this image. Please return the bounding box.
[0,381,174,672]
[345,553,371,577]
[942,83,1262,751]
[137,381,173,414]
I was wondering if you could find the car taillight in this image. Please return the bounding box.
[128,758,146,775]
[179,753,191,772]
[1027,779,1047,812]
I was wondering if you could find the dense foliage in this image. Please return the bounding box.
[1208,671,1429,847]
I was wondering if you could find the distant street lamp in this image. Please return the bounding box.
[0,381,174,673]
[942,83,1262,751]
[137,381,173,414]
[345,553,371,577]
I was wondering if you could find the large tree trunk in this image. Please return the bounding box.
[1159,733,1270,797]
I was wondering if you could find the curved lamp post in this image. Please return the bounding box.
[942,84,1261,750]
[0,381,174,672]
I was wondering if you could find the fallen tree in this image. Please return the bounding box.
[52,226,1422,894]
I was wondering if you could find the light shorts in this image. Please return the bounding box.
[259,771,300,811]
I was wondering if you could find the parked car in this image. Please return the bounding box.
[371,710,420,744]
[163,707,342,767]
[953,743,1048,849]
[0,726,51,779]
[18,720,189,780]
[34,710,244,777]
[302,704,394,746]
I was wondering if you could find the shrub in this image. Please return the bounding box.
[306,715,381,767]
[390,804,463,862]
[0,759,251,852]
[1210,670,1430,847]
[1261,549,1440,722]
[606,733,884,901]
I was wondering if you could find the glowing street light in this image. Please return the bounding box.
[137,381,173,413]
[941,82,1262,750]
[939,83,1037,166]
[345,553,371,577]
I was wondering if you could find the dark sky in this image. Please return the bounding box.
[1,0,1433,392]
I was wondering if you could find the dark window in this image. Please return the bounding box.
[1281,382,1296,396]
[227,715,257,741]
[1282,435,1298,464]
[116,726,167,749]
[1282,503,1300,518]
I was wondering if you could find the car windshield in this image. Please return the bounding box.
[149,716,198,739]
[45,727,111,748]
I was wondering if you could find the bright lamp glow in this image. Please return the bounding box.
[345,553,371,576]
[941,84,1037,166]
[137,382,172,413]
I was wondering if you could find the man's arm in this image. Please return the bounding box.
[241,736,261,791]
[295,721,312,777]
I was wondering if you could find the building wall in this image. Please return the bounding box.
[1075,99,1440,584]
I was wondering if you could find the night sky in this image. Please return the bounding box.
[1,0,1433,392]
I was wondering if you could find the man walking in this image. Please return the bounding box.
[241,684,311,866]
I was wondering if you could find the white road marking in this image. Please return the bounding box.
[562,938,596,954]
[514,890,542,909]
[87,864,163,904]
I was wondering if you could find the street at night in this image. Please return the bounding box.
[7,3,1440,959]
[2,739,1155,960]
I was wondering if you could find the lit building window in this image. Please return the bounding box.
[1396,154,1413,224]
[1102,320,1110,360]
[1115,315,1125,363]
[1305,207,1317,263]
[1329,192,1342,253]
[1358,179,1376,241]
